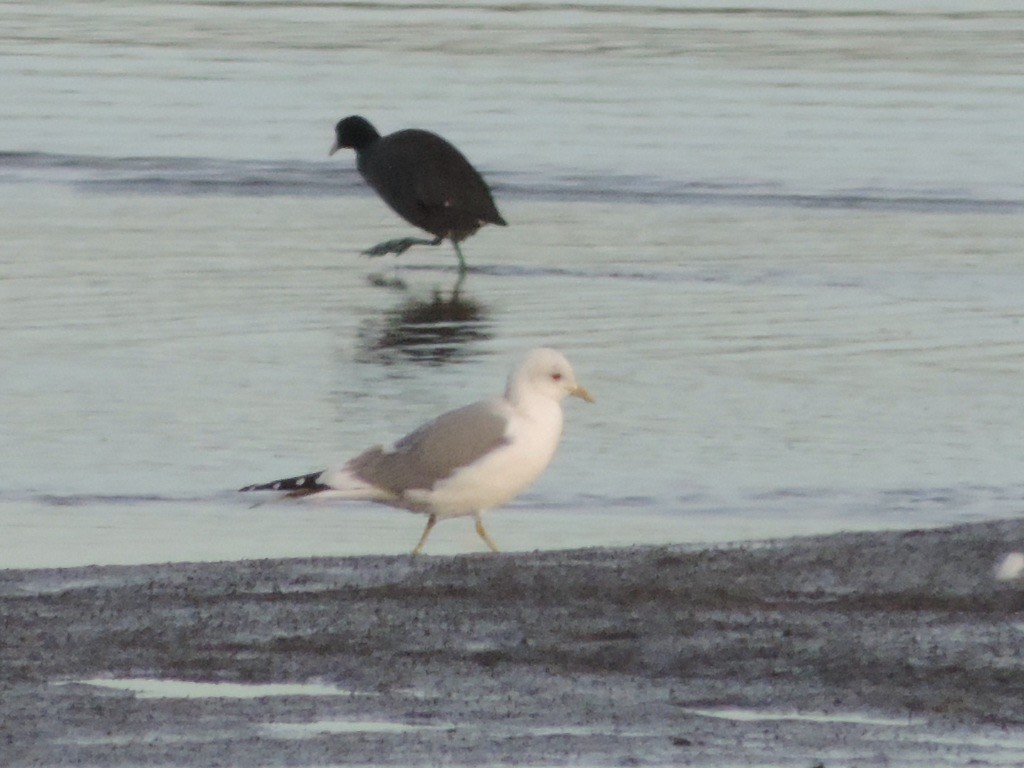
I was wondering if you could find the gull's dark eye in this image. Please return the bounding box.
[551,372,563,381]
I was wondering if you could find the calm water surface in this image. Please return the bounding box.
[2,1,1023,566]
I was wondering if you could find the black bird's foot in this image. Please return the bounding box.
[362,237,442,258]
[367,273,408,291]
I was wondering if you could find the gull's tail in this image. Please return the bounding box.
[239,467,388,502]
[239,471,328,497]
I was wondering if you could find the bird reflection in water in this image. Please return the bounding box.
[358,272,492,365]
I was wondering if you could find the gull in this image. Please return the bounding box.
[329,115,507,274]
[240,348,593,555]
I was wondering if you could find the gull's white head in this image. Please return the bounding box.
[506,347,595,405]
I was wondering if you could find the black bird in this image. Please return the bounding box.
[330,115,506,273]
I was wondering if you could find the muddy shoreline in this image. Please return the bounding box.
[3,519,1024,766]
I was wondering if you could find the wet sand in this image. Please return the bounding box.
[3,519,1024,766]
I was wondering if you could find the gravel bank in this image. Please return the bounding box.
[3,519,1024,766]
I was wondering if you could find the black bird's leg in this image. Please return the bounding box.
[452,241,468,274]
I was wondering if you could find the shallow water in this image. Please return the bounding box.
[2,1,1023,567]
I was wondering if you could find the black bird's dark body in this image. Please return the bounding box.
[331,115,506,271]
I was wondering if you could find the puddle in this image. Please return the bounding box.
[682,707,906,727]
[71,678,359,699]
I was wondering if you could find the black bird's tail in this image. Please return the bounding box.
[239,470,328,497]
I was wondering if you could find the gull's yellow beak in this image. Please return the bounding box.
[570,385,595,404]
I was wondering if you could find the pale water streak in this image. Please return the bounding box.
[1,2,1023,566]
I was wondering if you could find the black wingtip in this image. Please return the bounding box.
[238,471,328,494]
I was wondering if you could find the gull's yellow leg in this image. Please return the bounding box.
[474,513,500,553]
[411,514,437,557]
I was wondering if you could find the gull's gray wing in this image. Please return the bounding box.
[347,400,510,496]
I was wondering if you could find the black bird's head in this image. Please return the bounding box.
[330,115,381,156]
